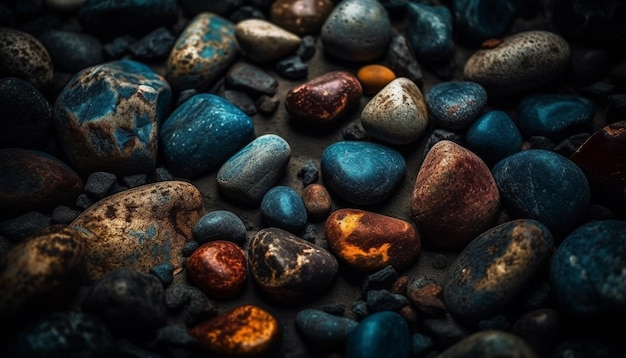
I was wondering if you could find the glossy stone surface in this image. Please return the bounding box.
[465,110,523,166]
[160,93,255,179]
[270,0,334,35]
[186,241,247,299]
[302,183,332,219]
[235,18,301,63]
[425,81,488,130]
[451,0,516,43]
[190,304,280,356]
[357,64,397,95]
[217,134,291,205]
[345,310,411,358]
[54,59,171,176]
[296,309,358,348]
[443,219,554,323]
[285,71,363,125]
[360,77,429,145]
[70,181,203,280]
[437,330,537,358]
[193,210,247,245]
[321,141,406,206]
[406,2,455,62]
[166,13,239,92]
[260,186,308,232]
[411,140,500,249]
[325,209,421,272]
[0,28,53,90]
[248,227,338,302]
[550,220,626,318]
[517,94,595,140]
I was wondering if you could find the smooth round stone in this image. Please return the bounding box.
[465,110,523,166]
[160,93,255,179]
[70,181,204,281]
[302,183,332,219]
[321,0,392,62]
[193,210,247,245]
[463,30,570,96]
[491,149,590,238]
[345,311,411,358]
[443,219,554,323]
[436,330,537,358]
[260,186,308,232]
[321,141,405,206]
[285,70,363,125]
[425,81,488,130]
[0,148,83,216]
[356,64,396,95]
[411,140,500,249]
[406,2,455,63]
[225,62,278,97]
[451,0,516,44]
[217,134,291,205]
[517,94,595,140]
[0,227,87,324]
[37,30,103,74]
[167,13,239,93]
[270,0,334,35]
[550,219,626,318]
[186,240,247,299]
[325,208,421,272]
[295,309,358,348]
[0,28,53,90]
[235,18,301,63]
[190,304,280,356]
[54,59,172,176]
[248,227,338,303]
[360,77,428,145]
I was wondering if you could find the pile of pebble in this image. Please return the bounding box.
[1,0,626,357]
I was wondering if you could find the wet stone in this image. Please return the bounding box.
[260,185,308,232]
[84,171,117,199]
[186,240,247,299]
[346,311,411,358]
[37,29,103,73]
[406,2,455,63]
[296,309,358,349]
[465,110,523,166]
[275,55,309,80]
[425,81,488,131]
[129,27,175,61]
[384,34,424,88]
[0,27,53,90]
[451,0,516,44]
[436,330,537,358]
[270,0,334,35]
[302,183,332,219]
[235,18,301,63]
[193,210,247,245]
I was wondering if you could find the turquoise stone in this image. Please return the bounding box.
[260,186,308,232]
[346,311,411,358]
[465,110,523,166]
[517,94,595,140]
[406,2,455,62]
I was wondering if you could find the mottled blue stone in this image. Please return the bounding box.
[492,149,590,238]
[517,94,595,140]
[465,110,523,166]
[406,2,455,62]
[346,310,411,358]
[295,309,358,348]
[451,0,517,43]
[321,141,406,206]
[550,219,626,318]
[425,81,488,130]
[261,186,308,232]
[193,210,247,245]
[160,94,255,178]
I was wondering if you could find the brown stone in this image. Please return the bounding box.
[302,183,332,219]
[407,281,447,318]
[270,0,334,35]
[186,240,247,299]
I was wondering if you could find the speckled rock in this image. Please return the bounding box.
[70,180,204,281]
[406,2,455,63]
[302,183,332,219]
[186,240,247,299]
[463,30,570,95]
[321,0,392,62]
[436,330,538,358]
[160,93,255,179]
[248,227,338,302]
[345,311,411,358]
[296,309,358,348]
[425,81,487,130]
[260,186,308,232]
[235,18,301,63]
[517,94,595,140]
[0,27,53,90]
[443,219,554,324]
[451,0,516,43]
[360,77,428,145]
[321,141,406,206]
[411,140,500,249]
[54,59,172,176]
[217,134,291,205]
[465,110,523,166]
[270,0,334,35]
[193,210,247,245]
[166,13,239,92]
[37,30,104,74]
[325,209,421,272]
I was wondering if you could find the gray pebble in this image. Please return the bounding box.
[84,172,118,199]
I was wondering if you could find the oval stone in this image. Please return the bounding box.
[425,81,488,130]
[193,210,247,245]
[270,0,334,35]
[70,180,204,281]
[302,183,332,219]
[411,140,501,249]
[235,18,301,63]
[345,311,411,358]
[186,240,247,299]
[285,71,363,126]
[463,30,570,95]
[321,141,405,206]
[190,304,280,356]
[260,186,308,232]
[465,110,523,166]
[443,219,554,323]
[325,209,421,272]
[295,309,358,348]
[0,27,53,90]
[517,94,595,140]
[436,330,537,358]
[160,93,255,179]
[248,227,338,303]
[360,77,429,145]
[356,64,396,95]
[53,59,172,176]
[217,134,291,205]
[406,2,455,63]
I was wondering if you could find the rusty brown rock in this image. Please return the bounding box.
[302,183,332,219]
[407,279,447,318]
[270,0,334,35]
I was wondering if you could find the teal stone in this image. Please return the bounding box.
[465,110,523,166]
[321,141,406,206]
[296,309,358,349]
[260,186,308,232]
[346,310,411,358]
[425,81,488,130]
[160,94,255,179]
[406,2,455,62]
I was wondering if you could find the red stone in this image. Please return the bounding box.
[302,183,332,219]
[186,240,247,299]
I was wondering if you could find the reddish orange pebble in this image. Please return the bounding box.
[302,183,332,219]
[356,64,396,95]
[186,240,247,299]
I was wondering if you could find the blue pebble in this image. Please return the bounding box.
[346,311,412,358]
[517,94,595,140]
[193,210,247,245]
[295,309,358,349]
[492,149,590,238]
[406,2,455,62]
[465,110,523,166]
[550,220,626,318]
[321,141,406,206]
[260,186,308,232]
[160,93,255,179]
[425,81,488,130]
[451,0,517,43]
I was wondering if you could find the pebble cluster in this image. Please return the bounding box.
[1,0,626,358]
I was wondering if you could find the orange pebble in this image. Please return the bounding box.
[357,64,396,95]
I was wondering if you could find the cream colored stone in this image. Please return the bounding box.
[235,19,301,63]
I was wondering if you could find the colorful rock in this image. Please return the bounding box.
[345,311,411,358]
[235,18,301,63]
[260,186,308,232]
[302,183,332,219]
[517,94,595,140]
[465,110,523,166]
[0,27,53,90]
[186,241,247,299]
[356,64,397,95]
[406,2,455,62]
[425,81,488,130]
[270,0,334,35]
